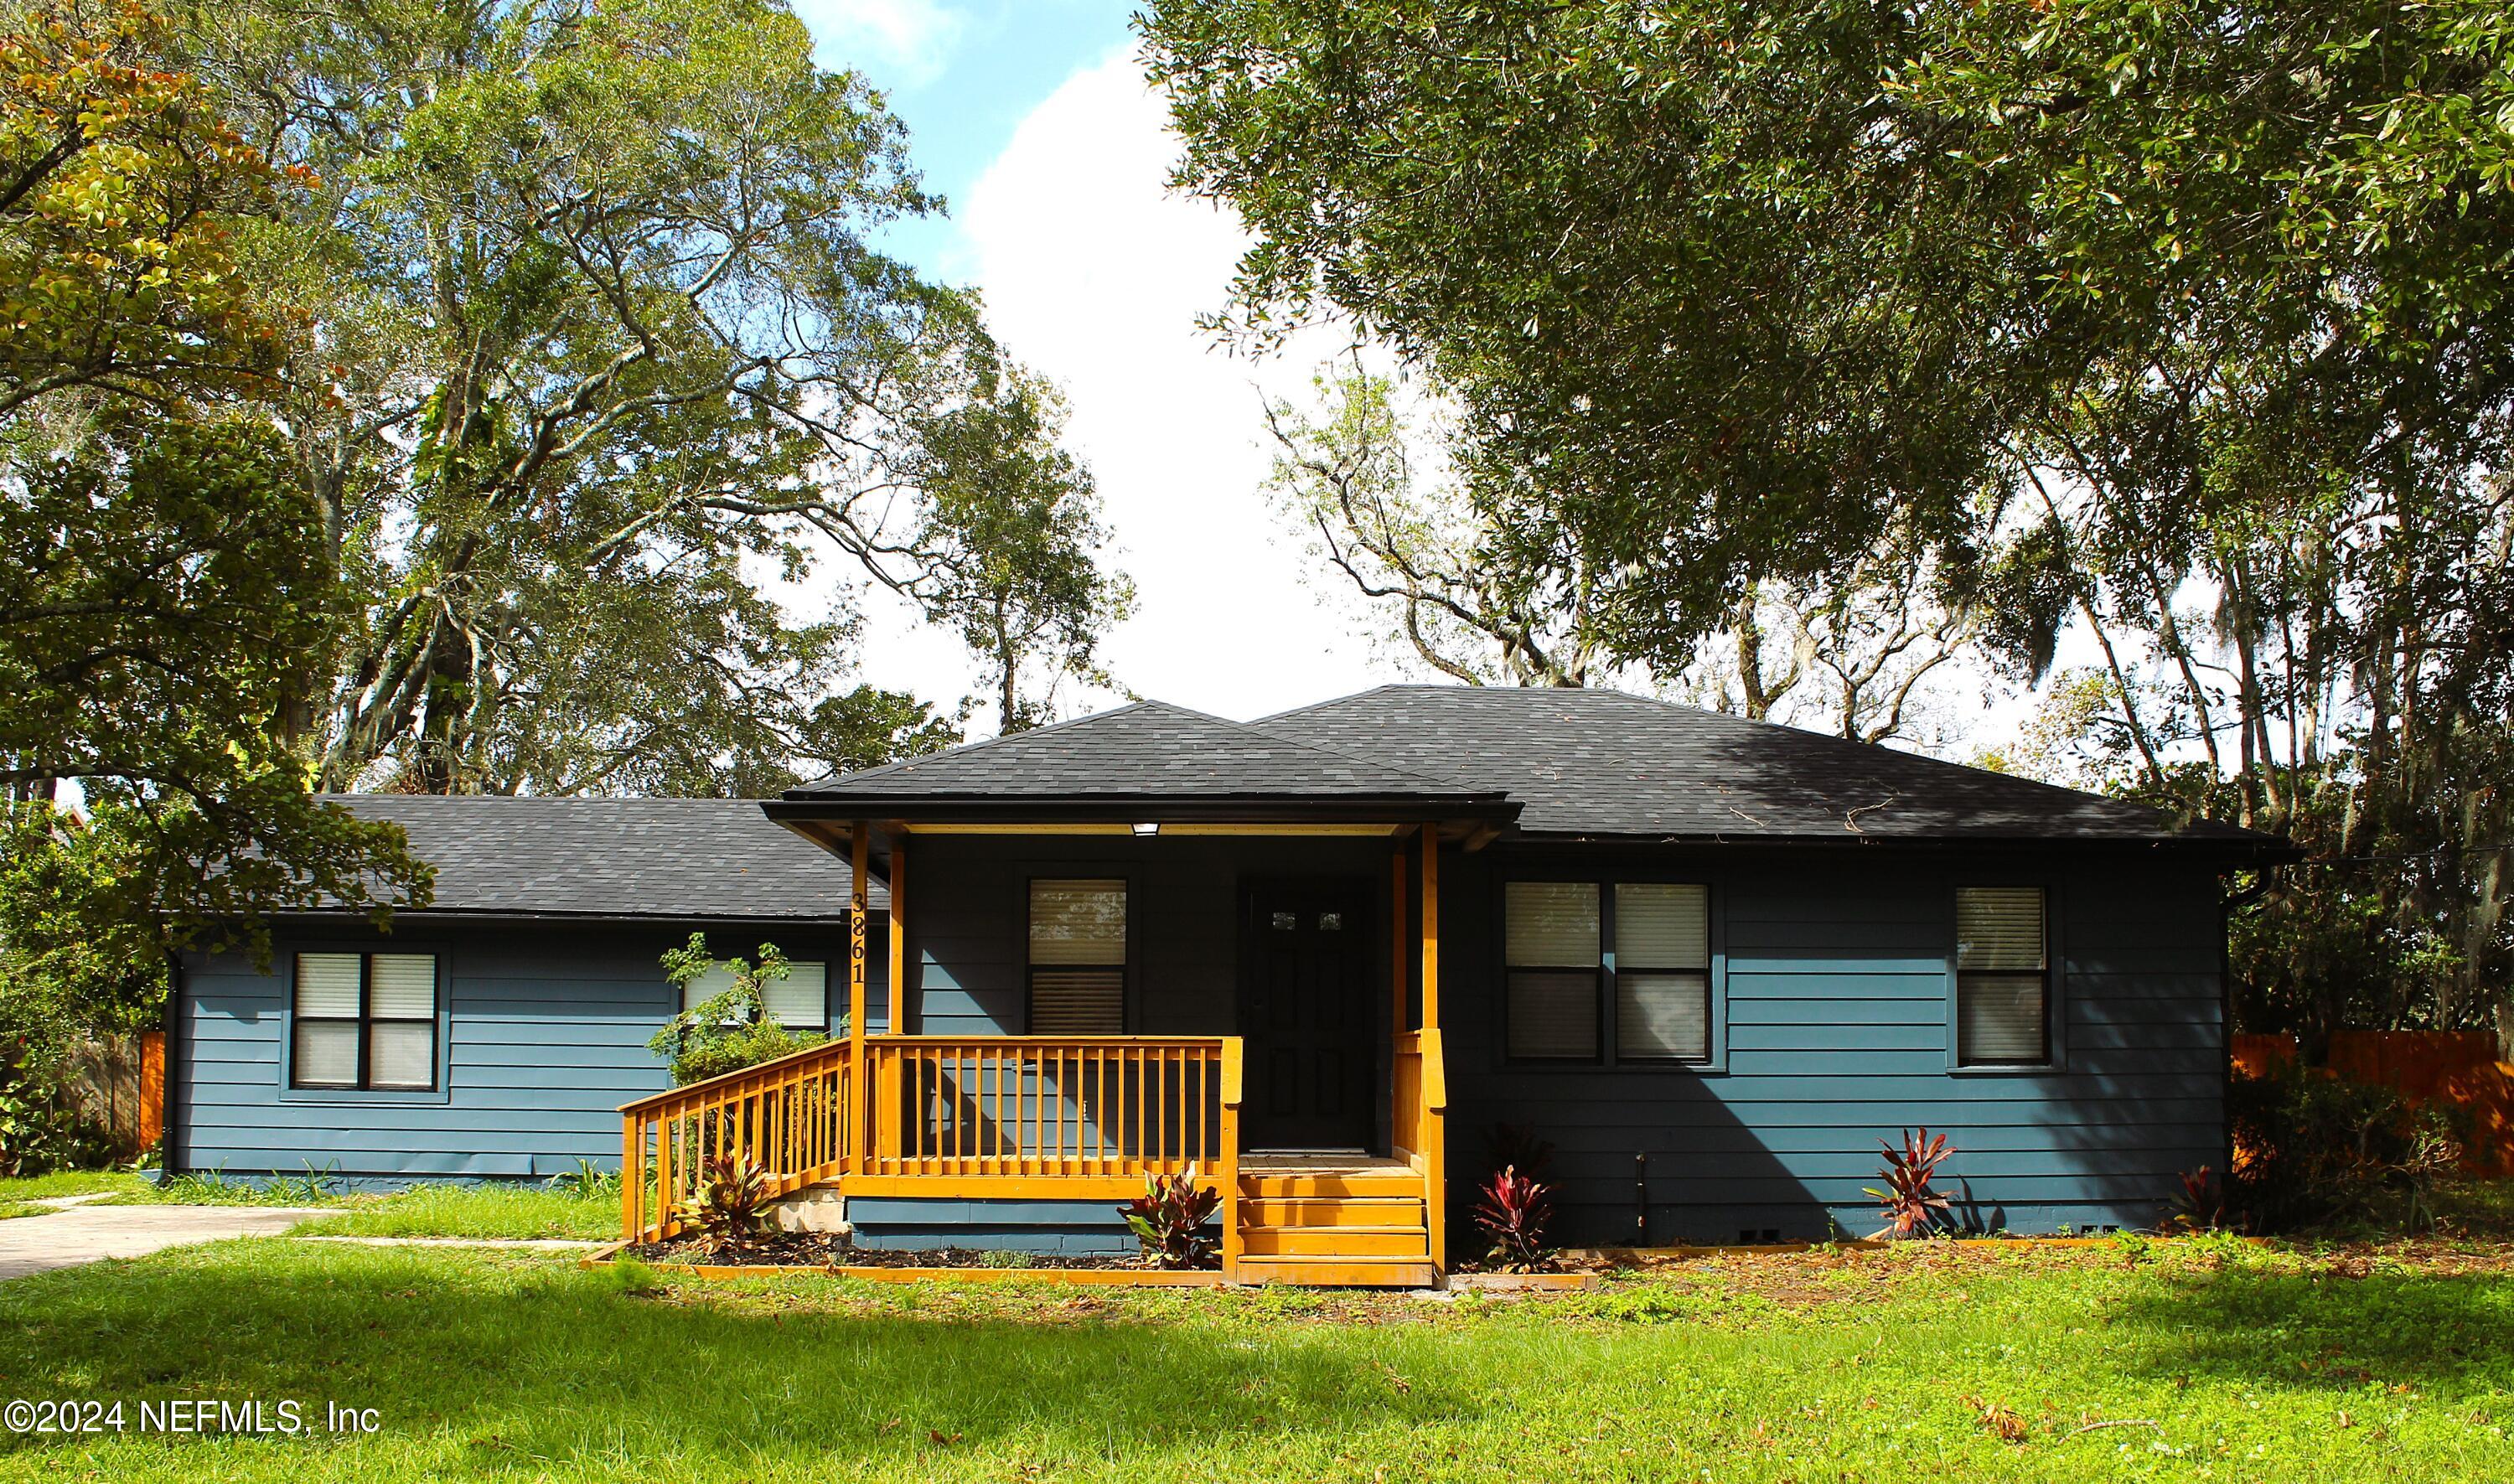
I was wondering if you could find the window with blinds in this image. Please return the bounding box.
[680,961,827,1030]
[1505,882,1601,1059]
[1029,879,1125,1034]
[1957,887,2049,1066]
[1616,883,1711,1062]
[292,952,438,1091]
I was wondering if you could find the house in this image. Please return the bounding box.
[168,686,2287,1282]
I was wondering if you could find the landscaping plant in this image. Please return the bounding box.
[1117,1166,1219,1269]
[2228,1063,2467,1233]
[2168,1166,2229,1233]
[1471,1164,1557,1272]
[683,1154,772,1255]
[1865,1128,1953,1238]
[649,935,828,1084]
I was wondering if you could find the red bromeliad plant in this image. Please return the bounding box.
[1472,1164,1558,1271]
[1119,1166,1220,1269]
[682,1152,772,1254]
[1865,1128,1953,1239]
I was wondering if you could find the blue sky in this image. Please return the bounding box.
[799,2,1141,279]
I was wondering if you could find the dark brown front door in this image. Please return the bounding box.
[1241,880,1374,1150]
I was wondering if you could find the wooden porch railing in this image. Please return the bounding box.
[860,1037,1230,1180]
[1391,1027,1447,1268]
[619,1039,856,1244]
[620,1035,1243,1246]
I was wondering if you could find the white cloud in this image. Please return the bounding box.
[789,0,967,89]
[936,45,1389,722]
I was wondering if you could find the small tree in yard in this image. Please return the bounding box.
[647,934,825,1085]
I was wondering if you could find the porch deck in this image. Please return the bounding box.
[618,1029,1447,1285]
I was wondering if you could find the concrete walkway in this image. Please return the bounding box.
[0,1202,330,1281]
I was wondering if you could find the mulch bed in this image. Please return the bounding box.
[625,1232,1150,1270]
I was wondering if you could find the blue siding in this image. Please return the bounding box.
[172,834,2230,1245]
[847,1198,1137,1256]
[176,919,882,1179]
[1438,848,2226,1243]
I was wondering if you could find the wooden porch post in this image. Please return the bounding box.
[1218,1036,1243,1283]
[1419,830,1440,1032]
[1392,844,1411,1032]
[621,1114,643,1242]
[848,820,869,1175]
[887,835,906,1036]
[1419,828,1446,1272]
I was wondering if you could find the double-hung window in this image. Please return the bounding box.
[1505,881,1714,1063]
[680,961,829,1031]
[1615,884,1712,1062]
[292,953,439,1091]
[1029,878,1126,1034]
[1956,887,2050,1066]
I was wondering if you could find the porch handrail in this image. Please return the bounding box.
[858,1035,1232,1181]
[618,1038,855,1244]
[1392,1027,1447,1269]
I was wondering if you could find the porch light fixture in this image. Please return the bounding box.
[1131,822,1160,836]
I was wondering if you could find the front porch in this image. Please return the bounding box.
[618,820,1465,1285]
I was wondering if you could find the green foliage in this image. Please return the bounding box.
[2228,1065,2466,1233]
[904,371,1135,732]
[646,933,826,1085]
[1146,0,2514,1035]
[0,0,290,411]
[0,1057,111,1176]
[1116,1167,1219,1269]
[0,417,430,1053]
[162,0,1116,794]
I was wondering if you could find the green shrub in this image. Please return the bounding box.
[645,934,829,1085]
[2228,1063,2464,1233]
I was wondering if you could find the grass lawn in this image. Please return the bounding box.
[0,1237,2506,1482]
[287,1183,618,1241]
[0,1171,153,1202]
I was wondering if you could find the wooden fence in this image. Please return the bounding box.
[2232,1030,2512,1176]
[54,1032,164,1160]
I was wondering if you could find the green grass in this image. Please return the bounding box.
[288,1183,618,1241]
[0,1237,2506,1481]
[0,1170,153,1202]
[0,1201,44,1221]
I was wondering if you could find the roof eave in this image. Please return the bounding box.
[763,794,1521,826]
[1502,828,2302,863]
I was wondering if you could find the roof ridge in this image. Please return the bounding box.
[793,696,1479,798]
[795,700,1176,791]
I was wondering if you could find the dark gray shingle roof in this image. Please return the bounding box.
[786,701,1498,805]
[1257,685,2270,846]
[324,795,869,919]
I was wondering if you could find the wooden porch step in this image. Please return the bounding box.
[1235,1255,1437,1288]
[1241,1224,1428,1258]
[1239,1171,1425,1201]
[1240,1196,1424,1228]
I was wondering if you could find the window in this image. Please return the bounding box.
[680,961,828,1031]
[1029,879,1125,1034]
[292,953,438,1091]
[1616,884,1711,1061]
[1505,882,1601,1059]
[1957,887,2049,1066]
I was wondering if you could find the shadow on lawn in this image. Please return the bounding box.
[2109,1259,2514,1394]
[0,1244,1447,1468]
